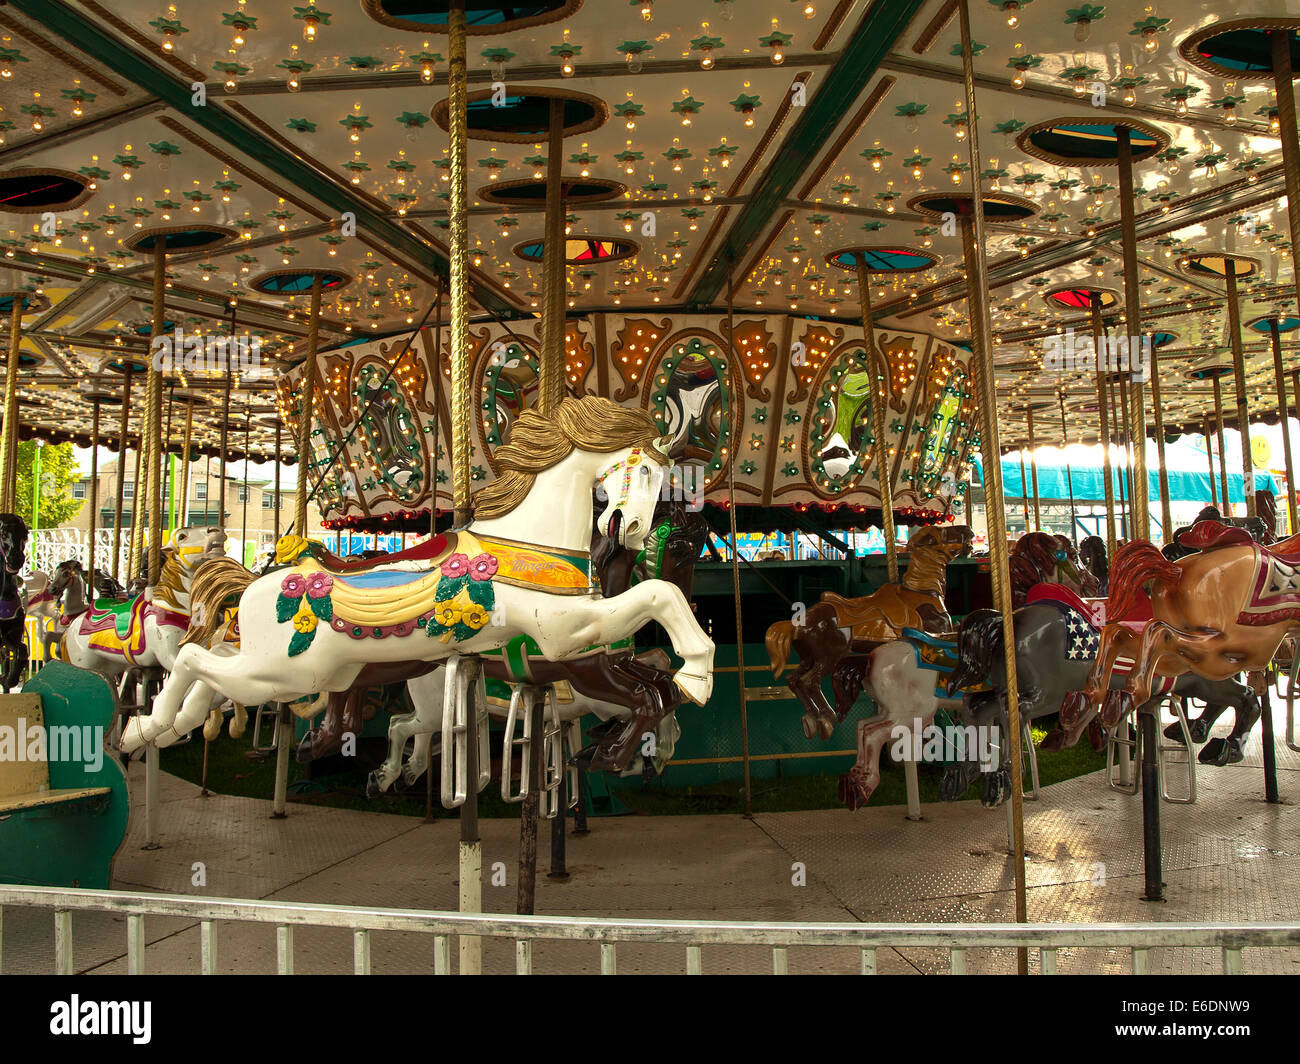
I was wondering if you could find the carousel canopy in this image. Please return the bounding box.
[0,1,1296,506]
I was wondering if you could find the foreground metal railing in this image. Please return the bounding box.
[2,886,1298,975]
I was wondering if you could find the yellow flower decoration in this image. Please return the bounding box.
[292,607,318,634]
[275,534,311,564]
[433,600,462,627]
[460,603,491,630]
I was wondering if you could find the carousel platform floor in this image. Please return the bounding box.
[3,699,1298,975]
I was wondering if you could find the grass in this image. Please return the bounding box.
[160,720,1105,820]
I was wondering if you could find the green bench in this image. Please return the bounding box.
[0,662,128,888]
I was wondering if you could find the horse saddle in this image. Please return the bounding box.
[311,533,455,575]
[79,596,139,640]
[1177,519,1300,563]
[900,626,991,697]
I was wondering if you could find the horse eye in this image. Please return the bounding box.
[1055,550,1067,561]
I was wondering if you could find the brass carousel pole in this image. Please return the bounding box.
[1203,413,1218,511]
[292,280,323,537]
[179,399,194,528]
[1091,297,1118,558]
[0,298,22,511]
[1025,404,1040,531]
[146,240,167,586]
[855,262,899,582]
[1224,268,1257,519]
[1116,129,1151,542]
[1266,321,1297,533]
[1018,448,1030,532]
[447,0,482,977]
[538,98,566,417]
[88,397,101,600]
[1059,392,1078,544]
[1213,374,1231,512]
[1273,30,1300,337]
[1147,347,1173,541]
[1117,375,1133,539]
[127,430,144,584]
[956,0,1029,972]
[518,97,568,919]
[112,367,133,582]
[726,261,753,819]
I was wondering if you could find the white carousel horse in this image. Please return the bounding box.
[121,396,715,753]
[61,525,227,682]
[371,647,681,793]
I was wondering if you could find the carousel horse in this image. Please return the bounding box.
[24,558,92,662]
[297,501,709,776]
[1067,518,1300,743]
[61,525,227,685]
[936,596,1261,806]
[0,513,30,690]
[1079,535,1109,595]
[1008,531,1099,608]
[765,524,974,740]
[120,396,715,754]
[1163,505,1272,561]
[365,506,710,792]
[835,628,994,811]
[382,647,684,796]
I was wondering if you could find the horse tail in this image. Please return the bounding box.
[946,609,1004,696]
[183,559,254,647]
[766,620,794,678]
[1108,541,1181,621]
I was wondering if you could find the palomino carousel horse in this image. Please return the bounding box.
[0,513,30,690]
[121,396,715,754]
[292,502,709,776]
[61,525,227,685]
[765,524,974,740]
[1067,518,1300,744]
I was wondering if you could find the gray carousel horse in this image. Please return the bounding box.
[939,592,1260,806]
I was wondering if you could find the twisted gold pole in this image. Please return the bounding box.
[1271,322,1298,534]
[147,240,166,585]
[856,262,897,583]
[1213,374,1231,514]
[957,0,1027,969]
[1116,129,1150,541]
[1090,299,1117,558]
[1224,268,1257,520]
[293,277,323,537]
[1147,344,1172,540]
[112,368,132,582]
[449,3,472,527]
[538,98,566,417]
[0,298,22,512]
[1026,403,1040,531]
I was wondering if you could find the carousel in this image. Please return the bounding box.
[0,0,1298,978]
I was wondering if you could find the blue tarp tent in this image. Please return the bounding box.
[972,437,1278,504]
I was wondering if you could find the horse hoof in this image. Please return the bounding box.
[1059,691,1088,729]
[817,717,835,741]
[980,769,1011,808]
[1039,728,1066,752]
[365,772,384,798]
[1162,721,1187,743]
[295,737,315,764]
[801,714,817,740]
[1197,738,1240,767]
[1087,719,1107,753]
[938,766,967,802]
[1188,721,1211,744]
[1100,689,1131,729]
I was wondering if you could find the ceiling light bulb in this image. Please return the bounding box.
[1073,18,1091,43]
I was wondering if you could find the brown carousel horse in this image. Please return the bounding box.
[1065,518,1300,738]
[294,502,709,774]
[765,524,974,740]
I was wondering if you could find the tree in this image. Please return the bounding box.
[12,441,84,529]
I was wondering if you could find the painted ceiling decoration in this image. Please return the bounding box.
[0,0,1296,488]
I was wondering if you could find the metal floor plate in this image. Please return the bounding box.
[3,701,1297,974]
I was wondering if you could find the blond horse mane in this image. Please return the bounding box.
[472,395,668,521]
[182,557,256,647]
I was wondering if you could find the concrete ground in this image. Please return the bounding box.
[3,698,1298,975]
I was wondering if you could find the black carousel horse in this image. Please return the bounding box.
[0,513,30,691]
[1078,535,1109,595]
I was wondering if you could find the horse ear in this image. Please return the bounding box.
[651,435,672,460]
